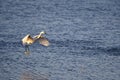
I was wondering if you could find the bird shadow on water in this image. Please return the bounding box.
[20,71,49,80]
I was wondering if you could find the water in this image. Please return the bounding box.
[0,0,120,80]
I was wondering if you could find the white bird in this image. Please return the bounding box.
[22,31,50,54]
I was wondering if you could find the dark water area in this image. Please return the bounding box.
[0,0,120,80]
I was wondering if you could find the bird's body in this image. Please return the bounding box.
[22,34,35,45]
[22,31,50,54]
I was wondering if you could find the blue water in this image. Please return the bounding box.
[0,0,120,80]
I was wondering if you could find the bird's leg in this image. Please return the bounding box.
[24,45,30,55]
[25,45,27,52]
[27,45,30,52]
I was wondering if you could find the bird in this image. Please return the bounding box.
[22,31,50,54]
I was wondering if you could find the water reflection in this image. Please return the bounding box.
[20,71,48,80]
[24,51,30,56]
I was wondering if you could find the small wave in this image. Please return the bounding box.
[50,39,101,47]
[49,39,120,56]
[0,40,22,51]
[106,46,120,56]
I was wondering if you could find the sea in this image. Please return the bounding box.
[0,0,120,80]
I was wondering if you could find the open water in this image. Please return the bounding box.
[0,0,120,80]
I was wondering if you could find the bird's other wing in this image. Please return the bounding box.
[39,36,50,46]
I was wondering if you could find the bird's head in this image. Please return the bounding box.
[40,31,46,35]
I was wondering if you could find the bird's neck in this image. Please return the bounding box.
[39,33,43,37]
[33,35,42,41]
[33,33,43,41]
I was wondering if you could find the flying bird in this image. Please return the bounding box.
[22,31,50,54]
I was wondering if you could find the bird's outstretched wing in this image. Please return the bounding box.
[39,36,50,46]
[22,34,34,45]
